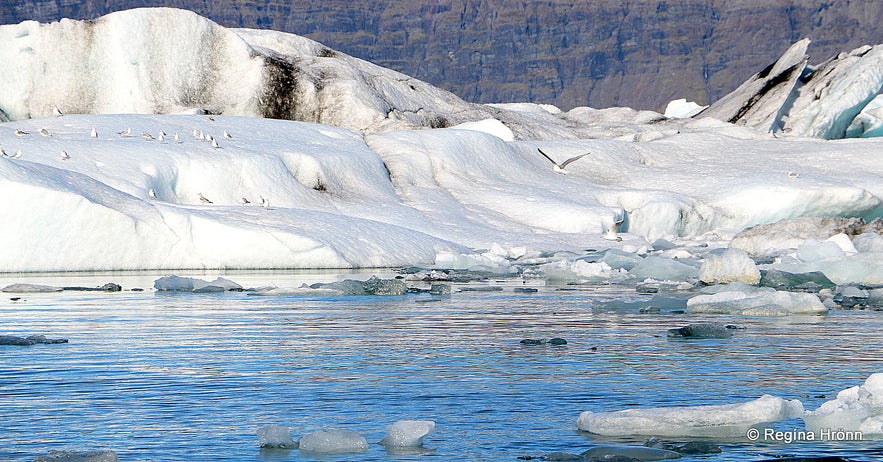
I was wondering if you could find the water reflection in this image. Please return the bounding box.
[1,273,883,461]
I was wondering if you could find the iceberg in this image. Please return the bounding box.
[297,429,369,453]
[698,248,760,285]
[379,420,435,447]
[686,285,827,316]
[256,424,297,449]
[803,373,883,436]
[577,395,805,437]
[1,8,883,274]
[153,275,242,292]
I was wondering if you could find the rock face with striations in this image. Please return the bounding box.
[0,0,881,112]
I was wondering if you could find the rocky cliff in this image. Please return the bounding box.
[1,0,882,111]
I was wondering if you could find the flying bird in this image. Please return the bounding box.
[198,193,213,204]
[603,210,626,242]
[537,148,589,173]
[39,128,51,137]
[60,150,70,160]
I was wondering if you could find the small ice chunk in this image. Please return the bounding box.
[629,256,699,281]
[297,429,369,453]
[434,251,510,273]
[699,248,760,285]
[256,424,297,449]
[686,287,827,316]
[804,373,883,436]
[540,259,628,283]
[827,233,858,254]
[578,394,804,437]
[797,238,846,262]
[153,275,242,292]
[598,248,644,270]
[379,420,435,447]
[1,283,62,292]
[853,233,883,253]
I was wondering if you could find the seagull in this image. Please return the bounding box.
[206,133,214,142]
[240,197,251,205]
[537,148,588,173]
[223,130,233,139]
[90,127,98,138]
[148,188,157,199]
[198,193,213,204]
[174,132,181,143]
[12,150,22,159]
[211,138,220,149]
[39,128,51,137]
[60,150,70,160]
[142,132,155,141]
[193,129,204,140]
[260,195,270,209]
[0,146,7,157]
[118,128,132,136]
[603,211,626,242]
[158,132,165,143]
[52,105,63,117]
[14,129,28,137]
[159,131,167,138]
[788,171,800,178]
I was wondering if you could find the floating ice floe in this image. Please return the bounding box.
[379,420,435,447]
[699,248,760,285]
[539,258,629,284]
[256,424,297,449]
[686,283,827,316]
[1,283,62,292]
[297,429,369,453]
[153,275,242,292]
[803,373,883,436]
[578,394,804,437]
[629,256,700,282]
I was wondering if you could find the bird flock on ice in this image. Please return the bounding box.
[2,110,272,209]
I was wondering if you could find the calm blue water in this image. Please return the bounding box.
[2,271,883,461]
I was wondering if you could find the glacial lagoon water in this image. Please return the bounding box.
[2,271,883,461]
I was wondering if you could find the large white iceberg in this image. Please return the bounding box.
[577,394,804,437]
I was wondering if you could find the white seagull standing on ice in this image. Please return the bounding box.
[90,127,98,138]
[174,132,181,143]
[0,146,7,157]
[60,150,70,160]
[198,193,213,204]
[223,130,233,139]
[260,196,270,209]
[148,188,157,199]
[211,138,220,149]
[12,150,22,159]
[158,132,165,143]
[537,148,589,173]
[52,105,63,117]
